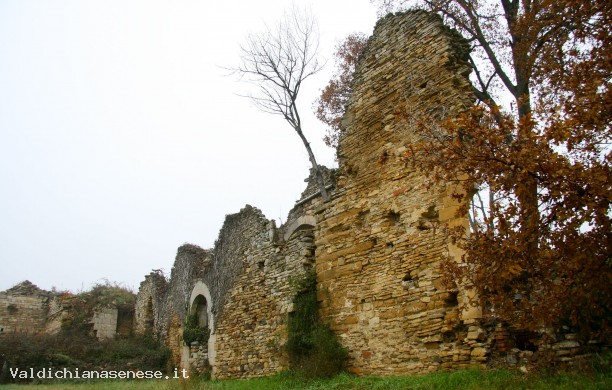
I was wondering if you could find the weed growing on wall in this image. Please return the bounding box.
[182,313,210,346]
[287,270,348,378]
[60,281,136,335]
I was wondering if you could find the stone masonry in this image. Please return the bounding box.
[131,10,495,376]
[91,307,119,340]
[131,10,493,379]
[0,282,134,341]
[133,167,331,379]
[315,11,482,375]
[3,9,599,381]
[0,281,50,335]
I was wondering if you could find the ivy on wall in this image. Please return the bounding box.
[287,270,348,378]
[183,313,210,346]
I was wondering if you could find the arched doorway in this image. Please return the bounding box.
[187,281,216,376]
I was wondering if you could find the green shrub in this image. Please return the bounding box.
[287,270,348,378]
[0,333,169,384]
[183,313,210,346]
[287,288,317,357]
[86,280,136,306]
[59,281,136,335]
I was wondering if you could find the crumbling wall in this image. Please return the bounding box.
[208,206,279,378]
[132,10,503,378]
[134,166,329,379]
[164,244,211,367]
[44,295,66,334]
[315,10,483,376]
[134,271,167,336]
[166,245,211,327]
[0,281,50,335]
[3,8,598,377]
[207,202,321,379]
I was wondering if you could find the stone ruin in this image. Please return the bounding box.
[0,10,597,379]
[0,281,54,336]
[0,280,133,341]
[133,11,486,378]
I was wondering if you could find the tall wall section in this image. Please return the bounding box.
[134,271,168,336]
[164,244,212,366]
[315,11,483,376]
[134,245,211,367]
[209,179,326,379]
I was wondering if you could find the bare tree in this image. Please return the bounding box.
[233,8,330,201]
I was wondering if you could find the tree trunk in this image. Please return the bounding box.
[295,127,330,202]
[515,89,539,255]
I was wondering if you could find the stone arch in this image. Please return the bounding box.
[188,281,216,373]
[284,215,316,241]
[189,281,214,332]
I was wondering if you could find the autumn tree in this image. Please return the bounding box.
[367,0,611,340]
[233,8,330,201]
[314,33,368,149]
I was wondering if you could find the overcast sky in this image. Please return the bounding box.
[0,1,378,292]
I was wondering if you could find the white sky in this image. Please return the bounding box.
[0,0,378,292]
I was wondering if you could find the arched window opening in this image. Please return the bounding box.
[191,294,208,328]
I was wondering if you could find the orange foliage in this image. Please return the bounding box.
[314,33,368,149]
[382,0,612,340]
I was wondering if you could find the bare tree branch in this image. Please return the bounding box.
[231,7,330,201]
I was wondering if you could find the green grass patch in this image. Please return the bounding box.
[1,368,610,390]
[0,333,169,384]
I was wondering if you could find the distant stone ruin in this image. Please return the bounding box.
[0,281,52,335]
[0,281,133,341]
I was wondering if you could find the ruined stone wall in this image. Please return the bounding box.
[2,8,598,378]
[210,201,321,379]
[315,11,484,376]
[133,166,329,379]
[0,283,134,339]
[0,281,50,335]
[164,244,211,367]
[135,11,490,379]
[166,245,211,327]
[209,206,279,378]
[134,271,167,336]
[44,295,66,334]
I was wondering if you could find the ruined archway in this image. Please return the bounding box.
[284,215,317,241]
[187,281,216,375]
[284,216,316,270]
[189,281,214,332]
[134,271,167,336]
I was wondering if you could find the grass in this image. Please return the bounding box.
[1,368,610,390]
